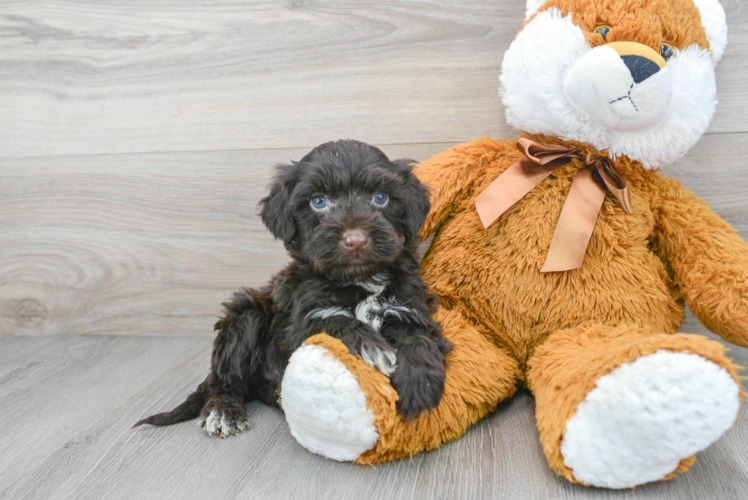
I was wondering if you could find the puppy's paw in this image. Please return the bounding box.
[339,324,398,377]
[200,398,249,438]
[393,368,445,421]
[391,338,447,421]
[358,340,397,377]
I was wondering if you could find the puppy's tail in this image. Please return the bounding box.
[133,377,210,428]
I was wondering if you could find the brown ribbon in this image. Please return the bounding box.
[474,138,633,273]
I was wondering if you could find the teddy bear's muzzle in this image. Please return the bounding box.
[563,41,674,133]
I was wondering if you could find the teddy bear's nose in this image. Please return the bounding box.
[605,41,667,85]
[621,55,661,84]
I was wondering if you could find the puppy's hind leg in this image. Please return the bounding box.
[200,393,251,438]
[202,288,274,438]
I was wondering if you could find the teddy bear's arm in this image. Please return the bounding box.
[652,179,748,347]
[415,138,516,240]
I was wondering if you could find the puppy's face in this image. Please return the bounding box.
[260,140,430,281]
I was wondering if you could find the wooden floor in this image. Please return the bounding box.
[2,1,748,499]
[2,323,748,500]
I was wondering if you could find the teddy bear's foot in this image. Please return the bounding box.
[528,324,743,489]
[281,307,522,463]
[561,350,740,488]
[281,342,380,461]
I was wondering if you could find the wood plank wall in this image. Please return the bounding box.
[1,0,747,337]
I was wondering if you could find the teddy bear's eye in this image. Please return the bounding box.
[660,43,674,61]
[593,25,611,40]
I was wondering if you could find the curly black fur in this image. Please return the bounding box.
[134,140,450,433]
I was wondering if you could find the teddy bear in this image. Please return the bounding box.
[278,0,748,489]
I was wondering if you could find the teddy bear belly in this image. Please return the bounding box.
[421,212,684,362]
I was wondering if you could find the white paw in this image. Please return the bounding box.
[360,343,397,377]
[561,350,740,488]
[281,345,379,461]
[201,409,249,438]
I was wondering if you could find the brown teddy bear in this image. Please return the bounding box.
[279,0,748,489]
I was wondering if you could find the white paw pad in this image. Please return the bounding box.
[561,350,740,488]
[281,345,379,461]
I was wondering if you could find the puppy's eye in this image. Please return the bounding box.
[660,43,674,61]
[593,25,611,40]
[310,196,328,210]
[372,193,389,206]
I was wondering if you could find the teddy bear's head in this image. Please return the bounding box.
[499,0,727,167]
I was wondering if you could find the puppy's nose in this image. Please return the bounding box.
[343,231,369,251]
[606,41,666,84]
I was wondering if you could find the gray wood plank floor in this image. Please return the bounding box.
[2,0,748,498]
[1,328,747,500]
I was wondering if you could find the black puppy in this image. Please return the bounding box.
[134,140,450,437]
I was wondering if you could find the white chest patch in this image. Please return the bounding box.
[354,274,412,332]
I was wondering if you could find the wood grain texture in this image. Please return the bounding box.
[3,135,747,337]
[0,143,458,336]
[0,0,746,157]
[1,1,748,497]
[0,335,746,500]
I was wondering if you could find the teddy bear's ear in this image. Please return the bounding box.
[692,0,728,62]
[525,0,546,20]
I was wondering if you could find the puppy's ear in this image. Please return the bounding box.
[393,159,431,244]
[259,162,300,245]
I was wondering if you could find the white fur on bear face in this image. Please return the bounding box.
[563,45,674,132]
[500,7,717,167]
[693,0,728,61]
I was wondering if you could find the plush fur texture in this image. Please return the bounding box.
[501,0,722,167]
[560,350,740,488]
[692,0,728,61]
[525,0,547,19]
[282,343,380,460]
[134,140,450,433]
[283,311,521,464]
[524,0,725,60]
[277,0,748,490]
[313,134,745,475]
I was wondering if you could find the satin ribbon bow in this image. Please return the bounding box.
[474,138,633,273]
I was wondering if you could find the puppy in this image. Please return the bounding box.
[134,140,450,436]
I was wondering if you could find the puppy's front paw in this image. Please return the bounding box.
[358,340,397,377]
[391,338,447,421]
[200,398,249,438]
[393,368,445,421]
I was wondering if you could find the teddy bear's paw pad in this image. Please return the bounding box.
[281,344,379,461]
[560,350,740,489]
